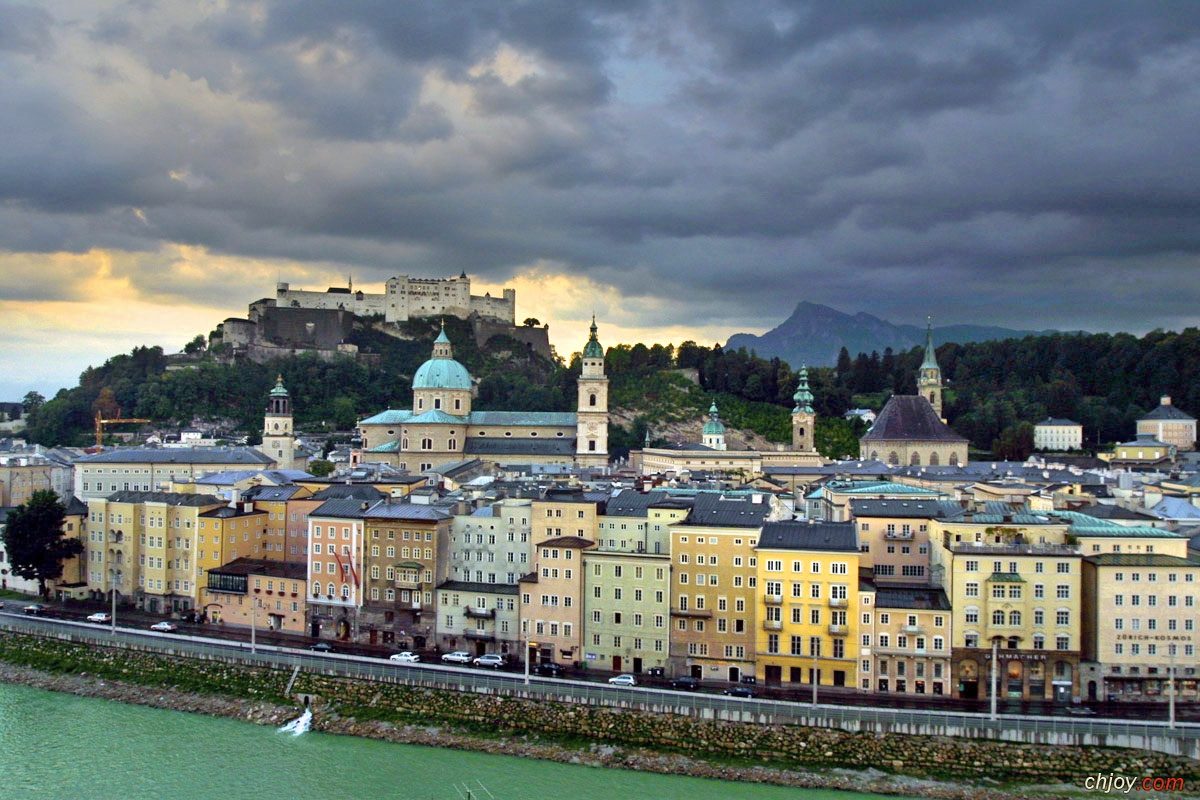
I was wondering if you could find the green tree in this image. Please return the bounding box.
[1,490,82,599]
[22,391,45,415]
[308,459,336,477]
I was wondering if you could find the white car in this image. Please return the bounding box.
[389,651,420,663]
[441,651,473,664]
[150,621,178,632]
[86,612,112,623]
[473,654,507,669]
[608,673,637,687]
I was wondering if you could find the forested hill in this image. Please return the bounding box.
[19,320,1200,460]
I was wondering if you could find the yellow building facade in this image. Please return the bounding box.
[755,521,860,689]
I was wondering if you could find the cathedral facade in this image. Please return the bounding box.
[357,321,609,470]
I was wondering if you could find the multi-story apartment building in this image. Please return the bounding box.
[360,500,451,649]
[1136,396,1196,452]
[862,582,953,696]
[931,512,1081,702]
[1033,418,1083,451]
[73,447,275,501]
[755,521,860,689]
[520,535,593,666]
[437,498,533,656]
[205,557,308,633]
[0,454,73,506]
[807,480,943,522]
[1082,553,1200,703]
[87,491,225,615]
[242,484,312,562]
[306,497,368,640]
[583,549,671,674]
[670,493,774,683]
[850,498,954,583]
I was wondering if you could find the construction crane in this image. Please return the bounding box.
[94,410,150,447]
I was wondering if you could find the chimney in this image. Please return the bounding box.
[229,488,240,508]
[1162,395,1172,406]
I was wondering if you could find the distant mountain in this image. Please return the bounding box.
[725,302,1057,368]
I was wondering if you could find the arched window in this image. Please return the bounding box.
[910,452,921,466]
[421,438,433,450]
[929,452,940,466]
[417,398,424,409]
[401,438,408,450]
[327,582,336,596]
[929,391,937,404]
[448,439,457,450]
[797,427,805,437]
[870,451,878,461]
[888,451,899,466]
[589,393,597,407]
[312,581,321,596]
[342,584,350,599]
[992,610,1005,625]
[1008,611,1021,626]
[949,452,959,466]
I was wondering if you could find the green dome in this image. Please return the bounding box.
[583,316,604,359]
[702,402,726,435]
[269,375,289,397]
[413,357,472,390]
[792,366,814,413]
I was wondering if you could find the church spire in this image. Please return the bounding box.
[921,317,939,370]
[918,316,943,418]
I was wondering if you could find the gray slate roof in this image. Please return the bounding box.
[861,396,967,443]
[606,490,670,518]
[758,521,858,552]
[98,490,224,506]
[850,498,958,519]
[874,585,952,610]
[435,580,520,595]
[75,447,274,465]
[679,493,772,528]
[1141,403,1195,421]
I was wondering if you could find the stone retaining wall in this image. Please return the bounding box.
[1,632,1196,799]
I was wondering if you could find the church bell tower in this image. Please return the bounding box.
[575,317,609,467]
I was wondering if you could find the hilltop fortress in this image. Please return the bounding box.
[218,273,551,364]
[263,273,515,325]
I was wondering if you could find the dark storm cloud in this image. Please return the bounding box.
[2,0,1200,340]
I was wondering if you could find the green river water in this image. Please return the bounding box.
[0,681,917,800]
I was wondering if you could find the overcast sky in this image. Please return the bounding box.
[3,1,1200,401]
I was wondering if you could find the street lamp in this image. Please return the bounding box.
[108,568,121,634]
[250,596,260,654]
[1168,645,1177,730]
[811,639,819,708]
[989,636,1002,721]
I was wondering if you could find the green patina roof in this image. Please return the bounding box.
[1086,554,1198,568]
[269,375,289,397]
[832,481,940,496]
[583,316,604,359]
[702,401,726,435]
[792,365,814,413]
[413,356,472,390]
[986,572,1026,582]
[359,410,414,425]
[921,320,939,370]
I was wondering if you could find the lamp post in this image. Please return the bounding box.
[811,641,819,708]
[525,639,536,686]
[989,637,1001,721]
[108,568,121,634]
[250,596,259,654]
[1168,645,1176,730]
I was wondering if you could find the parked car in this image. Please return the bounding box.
[473,653,507,669]
[389,651,420,663]
[308,642,335,652]
[533,662,567,678]
[669,676,701,691]
[441,651,473,664]
[22,604,44,615]
[179,610,203,623]
[608,673,637,687]
[723,686,756,698]
[150,621,178,632]
[86,612,112,623]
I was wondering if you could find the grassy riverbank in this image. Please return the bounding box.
[1,632,1196,799]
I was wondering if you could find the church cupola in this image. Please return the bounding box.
[263,375,295,469]
[791,366,816,452]
[702,401,727,451]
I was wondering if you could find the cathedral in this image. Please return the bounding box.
[356,320,609,470]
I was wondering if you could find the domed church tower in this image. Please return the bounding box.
[412,322,473,416]
[791,366,816,452]
[263,375,296,470]
[575,316,609,466]
[918,319,943,420]
[702,401,727,451]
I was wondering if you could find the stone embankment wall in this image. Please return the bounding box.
[1,633,1197,800]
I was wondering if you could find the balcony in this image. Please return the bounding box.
[394,577,422,590]
[764,594,783,605]
[903,624,923,635]
[884,530,913,540]
[827,597,848,608]
[945,540,1078,556]
[828,624,848,636]
[763,619,783,631]
[464,606,495,619]
[670,607,713,618]
[464,629,495,641]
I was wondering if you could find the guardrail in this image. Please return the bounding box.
[2,615,1198,756]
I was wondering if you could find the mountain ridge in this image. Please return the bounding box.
[725,302,1063,368]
